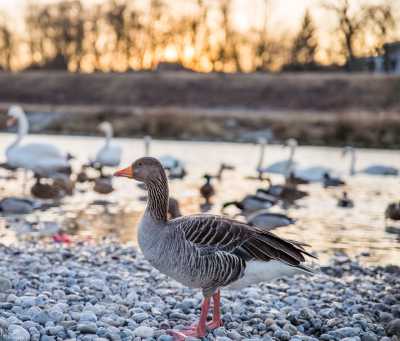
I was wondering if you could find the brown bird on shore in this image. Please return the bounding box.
[385,201,400,222]
[200,174,215,205]
[337,191,354,208]
[114,157,315,340]
[93,176,114,194]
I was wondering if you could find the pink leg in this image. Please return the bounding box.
[168,297,210,340]
[207,290,223,330]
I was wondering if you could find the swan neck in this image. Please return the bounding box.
[350,149,356,175]
[257,142,266,170]
[8,113,28,152]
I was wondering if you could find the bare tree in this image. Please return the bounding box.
[290,10,318,66]
[322,0,365,63]
[364,1,396,54]
[0,14,13,70]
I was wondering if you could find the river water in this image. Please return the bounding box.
[0,133,399,266]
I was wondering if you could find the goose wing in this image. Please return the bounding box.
[173,214,314,268]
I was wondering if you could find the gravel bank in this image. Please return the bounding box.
[0,242,399,341]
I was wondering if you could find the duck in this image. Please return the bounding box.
[342,146,399,176]
[242,209,296,230]
[5,106,71,177]
[322,172,345,188]
[200,174,215,205]
[94,122,122,175]
[93,176,114,194]
[168,197,182,219]
[222,194,277,215]
[30,177,65,200]
[160,155,187,180]
[0,197,39,215]
[385,202,400,222]
[114,157,315,339]
[285,171,310,186]
[337,191,354,208]
[257,179,308,204]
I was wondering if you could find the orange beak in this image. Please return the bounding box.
[114,166,133,178]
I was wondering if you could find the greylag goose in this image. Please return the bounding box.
[0,197,39,214]
[200,174,215,205]
[337,191,354,208]
[323,172,345,188]
[114,157,315,339]
[242,209,296,230]
[222,194,277,215]
[94,122,122,175]
[342,146,399,176]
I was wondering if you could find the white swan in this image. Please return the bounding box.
[6,105,70,177]
[261,138,298,176]
[343,146,398,176]
[94,122,122,168]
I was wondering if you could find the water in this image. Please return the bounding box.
[1,133,399,266]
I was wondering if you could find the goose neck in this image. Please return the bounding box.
[145,172,169,223]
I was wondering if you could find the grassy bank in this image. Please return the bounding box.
[0,71,400,147]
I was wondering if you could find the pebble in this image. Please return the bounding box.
[0,242,397,341]
[386,319,400,337]
[0,276,12,291]
[133,326,154,337]
[8,324,30,341]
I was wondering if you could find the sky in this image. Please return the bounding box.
[0,0,396,66]
[0,0,335,31]
[0,0,391,33]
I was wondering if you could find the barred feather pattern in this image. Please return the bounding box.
[139,159,314,298]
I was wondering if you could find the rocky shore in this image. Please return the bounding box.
[0,242,399,341]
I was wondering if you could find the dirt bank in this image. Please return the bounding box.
[0,71,399,147]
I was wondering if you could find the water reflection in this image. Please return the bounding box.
[0,133,399,266]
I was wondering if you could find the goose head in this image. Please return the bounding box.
[114,157,165,183]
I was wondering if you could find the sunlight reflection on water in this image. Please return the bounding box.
[0,133,399,266]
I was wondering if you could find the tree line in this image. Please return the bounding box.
[0,0,397,72]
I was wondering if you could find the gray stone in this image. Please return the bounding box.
[0,277,12,292]
[133,326,154,338]
[80,311,98,323]
[77,322,98,334]
[8,325,30,341]
[386,319,400,337]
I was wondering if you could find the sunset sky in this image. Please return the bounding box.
[0,0,398,71]
[0,0,396,34]
[0,0,372,30]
